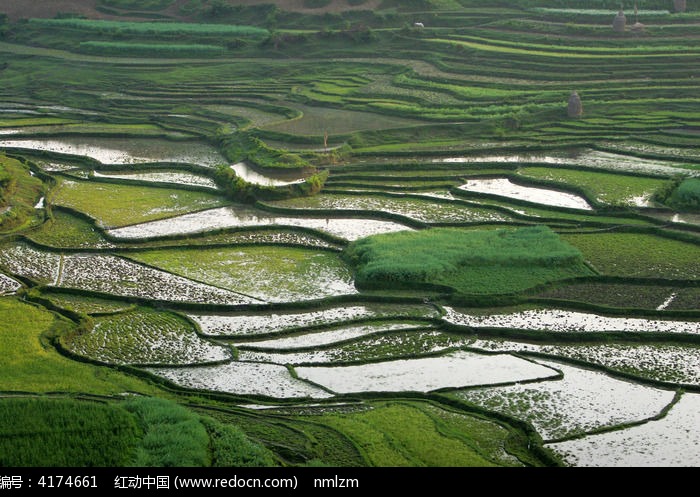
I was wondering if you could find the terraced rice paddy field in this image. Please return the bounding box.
[1,0,699,468]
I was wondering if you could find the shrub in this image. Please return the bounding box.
[214,165,328,203]
[667,178,700,211]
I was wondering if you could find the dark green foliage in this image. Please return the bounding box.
[218,130,310,170]
[346,226,591,294]
[667,178,700,211]
[214,165,328,203]
[0,398,140,467]
[124,397,210,467]
[199,416,276,467]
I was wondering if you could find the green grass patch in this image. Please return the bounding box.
[0,397,140,467]
[199,416,276,467]
[346,226,593,295]
[563,232,700,279]
[122,397,274,467]
[313,401,527,467]
[52,180,228,228]
[124,397,210,466]
[0,297,159,394]
[0,117,77,128]
[0,396,274,467]
[41,291,136,315]
[27,209,113,249]
[517,167,670,207]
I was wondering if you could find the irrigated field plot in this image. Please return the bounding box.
[53,180,228,228]
[562,233,700,279]
[129,246,357,302]
[66,308,231,365]
[296,350,559,394]
[107,205,412,241]
[188,303,438,337]
[269,193,511,224]
[458,360,674,441]
[147,361,332,399]
[549,393,700,467]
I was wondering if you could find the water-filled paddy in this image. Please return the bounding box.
[66,309,231,366]
[92,170,219,189]
[107,205,413,241]
[0,137,225,166]
[230,162,306,186]
[549,393,700,467]
[296,350,559,394]
[238,330,472,365]
[437,149,696,176]
[458,360,674,441]
[269,193,511,223]
[188,303,438,337]
[443,307,700,335]
[235,322,427,350]
[0,274,21,295]
[59,253,258,305]
[146,361,333,399]
[458,178,593,210]
[129,246,356,303]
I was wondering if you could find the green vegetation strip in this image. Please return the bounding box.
[79,42,224,57]
[29,19,269,38]
[52,180,228,228]
[563,232,700,279]
[0,396,274,467]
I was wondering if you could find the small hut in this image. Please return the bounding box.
[674,0,687,13]
[613,8,627,32]
[567,91,583,118]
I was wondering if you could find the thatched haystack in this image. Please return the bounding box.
[613,9,627,31]
[567,91,583,118]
